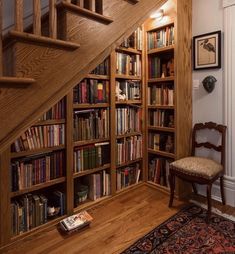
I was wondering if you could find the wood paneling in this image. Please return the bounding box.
[0,185,185,254]
[0,0,167,154]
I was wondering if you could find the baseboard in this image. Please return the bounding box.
[197,175,235,207]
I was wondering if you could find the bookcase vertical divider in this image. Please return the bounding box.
[66,91,74,215]
[110,51,117,195]
[0,148,11,246]
[142,24,148,182]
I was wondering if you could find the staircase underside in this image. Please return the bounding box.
[0,0,167,153]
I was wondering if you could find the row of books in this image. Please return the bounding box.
[148,157,171,187]
[116,53,141,76]
[115,80,141,101]
[11,151,65,192]
[37,98,65,121]
[73,109,109,142]
[148,56,174,78]
[11,190,65,236]
[12,124,65,153]
[90,57,110,76]
[116,163,141,190]
[74,170,111,205]
[148,110,174,128]
[148,25,174,50]
[148,133,174,153]
[116,136,142,165]
[121,27,143,50]
[147,85,174,106]
[73,142,110,173]
[73,79,109,104]
[116,107,141,136]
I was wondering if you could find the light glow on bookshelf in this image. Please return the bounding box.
[150,9,164,20]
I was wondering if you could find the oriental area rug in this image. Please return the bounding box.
[122,205,235,254]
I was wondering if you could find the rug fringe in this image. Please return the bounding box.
[189,199,235,222]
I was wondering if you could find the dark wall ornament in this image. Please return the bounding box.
[202,76,217,93]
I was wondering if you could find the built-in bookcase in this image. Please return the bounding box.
[1,0,192,245]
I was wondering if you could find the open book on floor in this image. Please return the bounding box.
[59,211,93,234]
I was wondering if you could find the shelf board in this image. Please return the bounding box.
[73,164,111,179]
[116,181,143,194]
[148,105,174,110]
[73,103,109,109]
[148,149,175,159]
[115,74,141,80]
[148,45,174,55]
[10,214,67,241]
[116,47,142,55]
[11,145,65,159]
[33,119,66,126]
[115,100,142,106]
[10,177,66,198]
[74,138,110,147]
[148,76,175,83]
[148,126,175,133]
[116,158,143,169]
[116,132,142,139]
[147,22,174,33]
[74,195,110,212]
[86,74,110,80]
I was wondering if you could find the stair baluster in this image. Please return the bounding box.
[95,0,103,15]
[49,0,57,39]
[33,0,42,35]
[15,0,24,32]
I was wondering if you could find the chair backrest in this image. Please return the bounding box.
[192,122,226,169]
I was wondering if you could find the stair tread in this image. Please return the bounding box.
[60,1,113,24]
[0,76,35,84]
[8,30,80,50]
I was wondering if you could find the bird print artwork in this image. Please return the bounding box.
[200,39,215,53]
[198,37,216,65]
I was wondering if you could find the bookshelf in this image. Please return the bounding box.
[0,0,192,247]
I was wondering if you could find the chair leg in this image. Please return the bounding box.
[220,176,226,205]
[192,183,198,195]
[206,184,212,222]
[168,172,175,207]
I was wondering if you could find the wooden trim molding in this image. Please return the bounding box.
[223,0,235,8]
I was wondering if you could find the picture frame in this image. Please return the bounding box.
[193,31,221,70]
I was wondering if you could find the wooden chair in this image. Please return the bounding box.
[168,122,227,221]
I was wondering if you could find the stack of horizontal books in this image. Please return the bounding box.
[59,211,93,234]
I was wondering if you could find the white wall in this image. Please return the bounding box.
[192,0,224,124]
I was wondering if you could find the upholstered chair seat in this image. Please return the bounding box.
[170,157,223,179]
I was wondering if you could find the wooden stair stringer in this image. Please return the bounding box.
[0,0,167,153]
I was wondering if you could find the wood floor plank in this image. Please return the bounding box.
[2,186,185,254]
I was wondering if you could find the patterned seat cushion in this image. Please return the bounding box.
[170,156,223,179]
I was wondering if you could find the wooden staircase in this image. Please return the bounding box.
[0,0,166,154]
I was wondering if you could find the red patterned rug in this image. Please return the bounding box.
[122,205,235,253]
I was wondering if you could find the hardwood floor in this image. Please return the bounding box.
[2,185,185,254]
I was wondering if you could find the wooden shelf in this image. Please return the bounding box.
[148,45,174,55]
[116,100,142,106]
[116,132,142,139]
[60,1,113,24]
[8,30,80,50]
[74,138,110,147]
[116,181,143,194]
[10,177,66,198]
[148,105,174,110]
[148,149,175,159]
[10,214,67,241]
[148,126,175,133]
[115,74,141,80]
[73,103,109,109]
[33,119,66,126]
[116,158,143,169]
[11,145,65,159]
[74,196,110,212]
[86,74,110,80]
[147,22,174,33]
[73,164,111,179]
[116,47,142,55]
[148,76,175,83]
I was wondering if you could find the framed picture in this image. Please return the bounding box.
[193,31,221,70]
